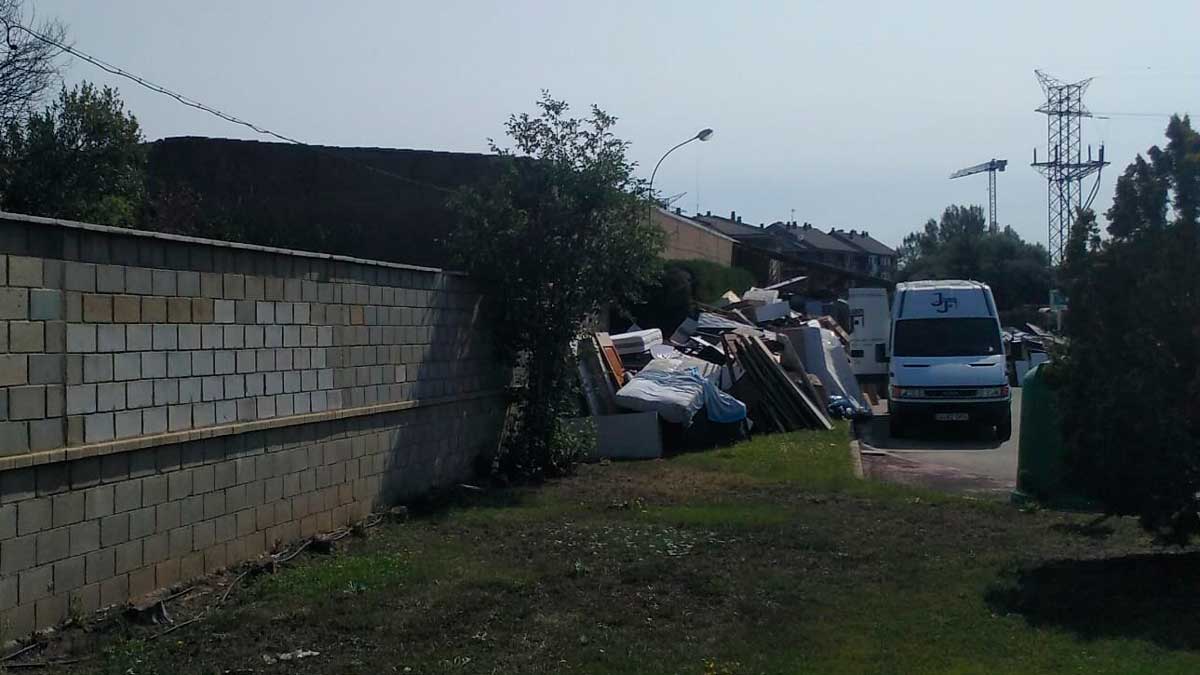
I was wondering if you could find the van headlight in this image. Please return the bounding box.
[977,385,1010,398]
[891,386,923,399]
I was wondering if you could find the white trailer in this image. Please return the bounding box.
[848,287,891,379]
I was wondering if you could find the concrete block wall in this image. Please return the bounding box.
[0,213,507,637]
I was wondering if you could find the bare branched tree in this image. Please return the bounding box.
[0,0,66,123]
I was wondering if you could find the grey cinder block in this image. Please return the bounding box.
[201,325,222,349]
[126,324,152,351]
[113,353,140,381]
[7,256,42,287]
[214,299,235,324]
[189,350,212,376]
[177,271,200,297]
[97,382,125,412]
[152,379,177,406]
[114,410,141,439]
[29,289,63,321]
[84,413,115,443]
[214,351,235,375]
[8,321,43,353]
[177,324,201,350]
[0,288,30,320]
[66,324,97,353]
[152,269,177,296]
[124,267,152,295]
[142,406,168,434]
[8,385,44,420]
[96,265,125,293]
[168,404,191,431]
[151,325,177,350]
[126,380,153,408]
[64,263,96,292]
[193,402,215,427]
[28,354,64,385]
[83,354,114,383]
[140,352,166,379]
[178,378,201,404]
[255,301,274,324]
[97,325,125,353]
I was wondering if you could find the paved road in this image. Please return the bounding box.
[859,390,1020,494]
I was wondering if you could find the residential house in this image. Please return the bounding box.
[694,210,895,296]
[652,207,735,266]
[766,221,864,271]
[828,228,898,279]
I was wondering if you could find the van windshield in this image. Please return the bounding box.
[893,318,1002,357]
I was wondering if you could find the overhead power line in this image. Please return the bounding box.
[2,19,459,195]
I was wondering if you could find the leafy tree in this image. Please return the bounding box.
[1056,115,1200,543]
[448,92,663,478]
[897,205,1050,311]
[0,1,68,123]
[0,82,146,226]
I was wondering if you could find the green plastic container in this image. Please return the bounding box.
[1012,363,1094,508]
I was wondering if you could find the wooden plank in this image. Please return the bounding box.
[594,333,629,388]
[577,337,618,414]
[745,336,833,430]
[734,338,808,431]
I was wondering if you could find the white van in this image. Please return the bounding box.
[847,287,890,380]
[887,280,1011,440]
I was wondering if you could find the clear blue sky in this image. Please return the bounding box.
[37,0,1199,249]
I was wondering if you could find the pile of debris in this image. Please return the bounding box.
[576,284,873,460]
[1003,323,1060,386]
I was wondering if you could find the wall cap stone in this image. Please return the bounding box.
[0,211,466,277]
[0,389,505,473]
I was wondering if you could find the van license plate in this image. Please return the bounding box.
[935,413,969,422]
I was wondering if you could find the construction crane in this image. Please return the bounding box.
[949,159,1008,230]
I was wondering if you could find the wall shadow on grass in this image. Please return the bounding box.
[986,552,1200,650]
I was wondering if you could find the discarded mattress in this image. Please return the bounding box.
[610,328,663,355]
[614,357,746,425]
[785,325,868,415]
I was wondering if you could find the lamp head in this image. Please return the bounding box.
[696,128,714,141]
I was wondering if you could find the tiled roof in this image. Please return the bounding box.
[829,229,897,257]
[693,214,767,238]
[654,208,737,242]
[768,223,859,254]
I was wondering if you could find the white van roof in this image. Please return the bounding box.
[895,279,989,292]
[894,279,996,319]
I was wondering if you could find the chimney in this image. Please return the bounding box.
[730,210,737,222]
[675,207,682,215]
[706,210,712,217]
[737,216,742,223]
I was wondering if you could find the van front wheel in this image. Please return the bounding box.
[996,415,1012,442]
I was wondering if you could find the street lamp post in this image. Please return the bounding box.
[648,128,713,211]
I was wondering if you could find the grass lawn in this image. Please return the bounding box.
[44,424,1200,674]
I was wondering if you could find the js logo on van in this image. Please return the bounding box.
[931,293,957,313]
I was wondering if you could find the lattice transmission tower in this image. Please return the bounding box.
[1031,70,1108,268]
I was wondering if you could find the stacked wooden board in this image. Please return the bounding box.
[727,335,833,432]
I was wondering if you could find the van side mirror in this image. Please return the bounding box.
[876,343,889,363]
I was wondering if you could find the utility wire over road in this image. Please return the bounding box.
[2,18,460,195]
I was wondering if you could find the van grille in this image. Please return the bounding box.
[923,389,976,398]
